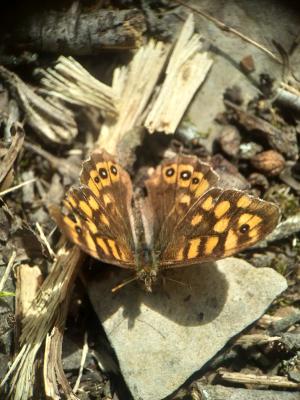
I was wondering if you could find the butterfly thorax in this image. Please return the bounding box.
[135,246,159,292]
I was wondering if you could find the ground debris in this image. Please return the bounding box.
[224,100,298,159]
[3,5,146,55]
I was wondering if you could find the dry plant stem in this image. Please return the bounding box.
[44,327,79,400]
[4,100,20,142]
[0,251,16,293]
[73,331,88,394]
[219,370,300,389]
[275,87,300,112]
[1,244,83,400]
[195,383,300,400]
[145,13,213,134]
[235,334,281,347]
[0,66,77,144]
[36,222,56,260]
[38,56,117,115]
[98,39,171,153]
[0,179,36,197]
[0,126,24,185]
[15,265,43,346]
[44,295,81,399]
[175,0,282,64]
[280,82,300,96]
[257,314,282,329]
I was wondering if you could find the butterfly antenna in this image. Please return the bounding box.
[111,276,138,293]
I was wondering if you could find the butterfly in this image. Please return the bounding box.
[52,150,280,291]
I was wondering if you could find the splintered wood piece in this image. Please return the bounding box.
[0,124,24,191]
[15,264,43,342]
[144,13,213,134]
[0,66,77,144]
[1,243,84,400]
[39,56,117,115]
[97,39,171,153]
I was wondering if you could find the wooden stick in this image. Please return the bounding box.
[219,370,300,389]
[195,383,300,400]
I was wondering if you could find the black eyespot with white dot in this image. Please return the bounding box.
[99,168,108,179]
[239,224,250,234]
[75,226,82,234]
[192,177,200,184]
[180,170,191,180]
[68,213,77,223]
[94,176,100,183]
[110,165,118,175]
[166,167,175,177]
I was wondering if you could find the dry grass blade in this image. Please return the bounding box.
[73,332,88,393]
[0,178,36,198]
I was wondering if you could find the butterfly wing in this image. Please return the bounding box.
[52,150,136,269]
[145,155,279,268]
[145,154,219,245]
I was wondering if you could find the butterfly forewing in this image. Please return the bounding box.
[53,150,136,269]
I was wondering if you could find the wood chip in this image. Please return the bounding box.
[98,39,171,153]
[144,14,213,134]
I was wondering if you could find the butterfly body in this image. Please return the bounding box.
[53,150,280,291]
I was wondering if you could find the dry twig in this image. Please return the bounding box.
[195,383,300,400]
[0,66,77,144]
[219,370,300,389]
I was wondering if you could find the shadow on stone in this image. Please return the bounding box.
[85,261,228,327]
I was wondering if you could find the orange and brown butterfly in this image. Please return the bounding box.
[52,150,280,291]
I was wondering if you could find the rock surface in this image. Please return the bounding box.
[88,258,287,400]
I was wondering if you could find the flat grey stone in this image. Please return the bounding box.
[88,258,287,400]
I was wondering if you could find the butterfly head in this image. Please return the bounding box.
[137,268,158,292]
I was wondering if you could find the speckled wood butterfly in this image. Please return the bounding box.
[52,150,279,291]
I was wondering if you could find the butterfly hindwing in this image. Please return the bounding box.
[156,188,280,267]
